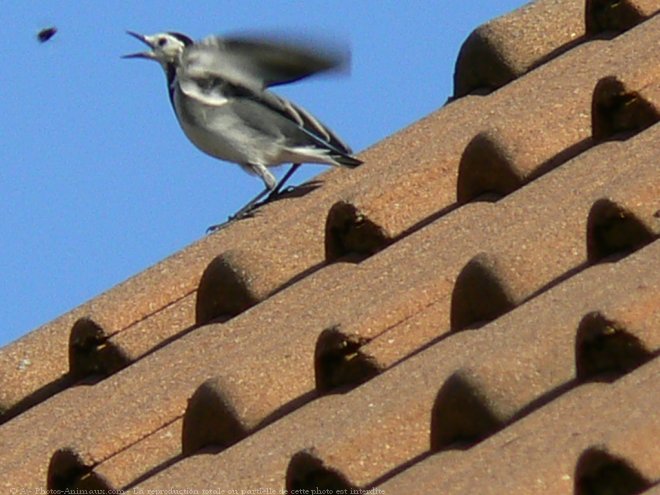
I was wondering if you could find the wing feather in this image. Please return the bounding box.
[181,35,348,92]
[177,34,354,157]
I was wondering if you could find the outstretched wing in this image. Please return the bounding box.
[176,34,356,157]
[180,34,350,92]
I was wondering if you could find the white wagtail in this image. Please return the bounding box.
[123,31,362,229]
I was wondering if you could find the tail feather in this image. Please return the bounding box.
[332,152,362,168]
[282,97,362,168]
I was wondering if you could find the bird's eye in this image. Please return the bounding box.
[158,37,168,47]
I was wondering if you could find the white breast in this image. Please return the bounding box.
[172,83,273,165]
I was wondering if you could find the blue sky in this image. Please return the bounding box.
[1,1,527,347]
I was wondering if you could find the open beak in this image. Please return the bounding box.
[122,31,155,59]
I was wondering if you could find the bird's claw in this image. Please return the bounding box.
[206,205,261,234]
[266,185,296,202]
[206,222,228,234]
[206,183,296,234]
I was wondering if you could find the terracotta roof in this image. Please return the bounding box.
[2,0,659,492]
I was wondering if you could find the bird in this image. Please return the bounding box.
[123,30,362,229]
[37,26,57,43]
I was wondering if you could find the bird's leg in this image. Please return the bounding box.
[206,164,276,232]
[207,163,301,233]
[234,163,279,214]
[230,163,301,217]
[207,186,270,232]
[229,164,277,220]
[267,163,301,200]
[237,187,273,216]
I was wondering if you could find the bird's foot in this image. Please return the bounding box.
[205,184,296,234]
[206,221,230,234]
[206,204,261,234]
[265,185,296,202]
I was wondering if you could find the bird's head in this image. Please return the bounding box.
[123,31,193,67]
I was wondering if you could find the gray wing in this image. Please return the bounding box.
[177,35,354,155]
[180,35,349,93]
[236,90,355,155]
[177,73,354,154]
